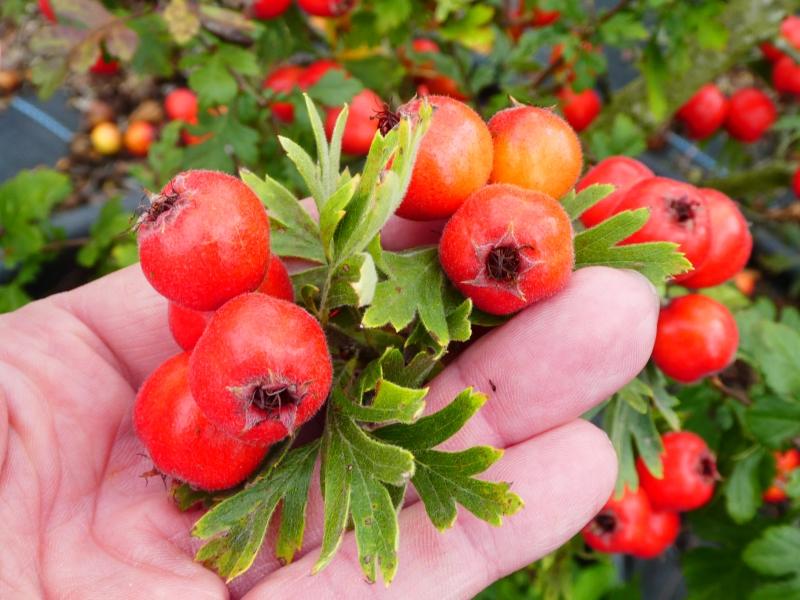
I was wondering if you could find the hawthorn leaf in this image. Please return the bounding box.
[724,448,766,524]
[744,526,800,599]
[192,442,319,581]
[292,253,377,309]
[605,392,663,493]
[279,136,324,204]
[574,208,692,284]
[561,184,615,221]
[319,177,358,261]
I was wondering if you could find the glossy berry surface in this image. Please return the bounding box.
[264,65,304,122]
[652,294,739,384]
[168,256,294,352]
[296,0,355,17]
[633,510,680,559]
[614,178,711,279]
[252,0,291,19]
[134,353,270,491]
[680,188,752,289]
[575,156,653,228]
[137,170,270,311]
[582,486,651,554]
[676,84,729,140]
[558,87,602,133]
[189,293,333,445]
[395,95,493,221]
[763,449,800,503]
[324,88,382,155]
[637,431,718,512]
[725,88,776,142]
[439,184,574,315]
[488,105,583,200]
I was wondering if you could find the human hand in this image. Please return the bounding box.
[0,218,658,599]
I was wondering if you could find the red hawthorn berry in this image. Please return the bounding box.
[675,84,729,140]
[124,120,156,157]
[632,510,680,559]
[652,294,739,384]
[558,87,602,133]
[298,59,344,89]
[90,54,120,76]
[39,0,56,22]
[439,184,574,315]
[296,0,355,18]
[134,353,270,491]
[168,256,294,351]
[613,178,711,280]
[793,166,800,197]
[324,89,382,155]
[725,88,776,143]
[532,7,561,26]
[582,487,651,554]
[637,431,718,512]
[164,88,198,123]
[137,170,270,311]
[263,65,304,123]
[680,188,752,289]
[489,104,583,200]
[773,56,800,95]
[189,293,333,445]
[407,39,467,100]
[763,449,800,503]
[251,0,291,19]
[761,15,800,62]
[575,156,654,228]
[392,95,493,221]
[733,269,759,297]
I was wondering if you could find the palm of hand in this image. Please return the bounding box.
[0,262,657,599]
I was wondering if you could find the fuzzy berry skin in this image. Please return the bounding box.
[395,95,493,221]
[763,449,800,503]
[652,294,739,384]
[263,65,304,123]
[324,89,382,155]
[582,487,651,554]
[251,0,291,19]
[164,88,198,123]
[725,88,776,143]
[633,510,680,559]
[189,293,332,444]
[296,0,355,17]
[676,84,729,140]
[488,105,583,200]
[773,56,800,95]
[680,189,752,289]
[439,184,573,315]
[137,170,270,311]
[637,432,718,512]
[614,177,711,280]
[558,87,602,133]
[298,60,343,89]
[168,256,294,351]
[575,156,653,228]
[134,353,270,491]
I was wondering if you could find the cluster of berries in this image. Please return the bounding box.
[133,170,332,491]
[583,432,716,558]
[250,0,355,20]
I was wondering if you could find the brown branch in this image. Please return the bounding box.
[710,376,752,406]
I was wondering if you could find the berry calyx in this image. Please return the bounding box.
[582,486,651,554]
[395,95,493,221]
[439,184,574,315]
[725,88,776,143]
[134,353,270,491]
[137,170,270,311]
[676,84,729,140]
[637,431,718,512]
[652,294,739,383]
[488,104,583,200]
[680,188,752,289]
[575,156,653,228]
[189,293,332,445]
[613,178,711,280]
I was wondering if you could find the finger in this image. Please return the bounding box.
[381,215,447,251]
[243,419,617,599]
[54,265,178,387]
[424,266,658,451]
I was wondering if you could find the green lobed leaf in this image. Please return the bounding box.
[192,442,319,581]
[745,395,800,448]
[77,198,133,268]
[306,70,363,107]
[574,208,692,284]
[682,547,760,600]
[292,252,377,309]
[561,184,616,221]
[724,448,766,524]
[338,380,427,425]
[749,321,800,398]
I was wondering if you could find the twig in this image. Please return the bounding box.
[710,376,752,406]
